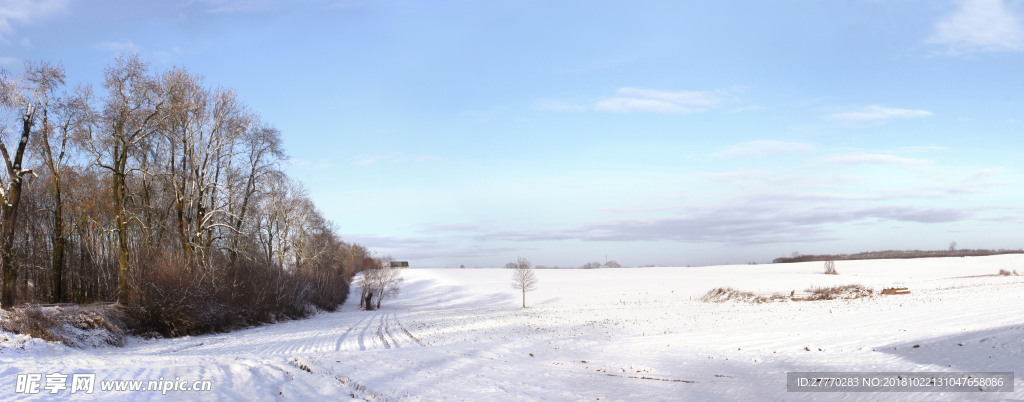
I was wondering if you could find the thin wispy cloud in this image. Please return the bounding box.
[351,152,440,166]
[713,140,813,158]
[827,105,932,123]
[928,0,1024,54]
[0,0,68,42]
[0,56,17,66]
[287,158,336,170]
[729,105,768,113]
[895,145,949,153]
[819,152,930,166]
[473,204,972,246]
[97,40,142,53]
[594,87,725,113]
[194,0,272,13]
[343,233,517,261]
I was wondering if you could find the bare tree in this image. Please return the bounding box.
[510,257,538,308]
[0,68,36,309]
[948,241,957,252]
[25,61,87,303]
[358,256,404,310]
[358,257,379,310]
[84,53,165,305]
[373,264,403,310]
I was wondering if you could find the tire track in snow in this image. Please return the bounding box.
[384,312,401,348]
[394,313,425,346]
[335,314,369,351]
[357,312,379,351]
[377,312,391,349]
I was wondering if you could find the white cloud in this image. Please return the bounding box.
[820,152,929,166]
[0,0,68,42]
[594,87,724,113]
[0,56,18,66]
[197,0,271,13]
[97,40,142,53]
[927,0,1024,53]
[729,105,768,113]
[713,140,813,158]
[827,105,932,123]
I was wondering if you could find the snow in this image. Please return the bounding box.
[3,254,1024,401]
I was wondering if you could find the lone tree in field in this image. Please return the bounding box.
[359,255,404,310]
[510,257,538,308]
[949,241,957,252]
[823,260,838,275]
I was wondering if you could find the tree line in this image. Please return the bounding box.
[772,248,1024,264]
[0,54,377,336]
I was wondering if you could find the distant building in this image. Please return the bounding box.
[390,261,409,269]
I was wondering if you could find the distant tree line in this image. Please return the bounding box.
[773,248,1024,264]
[0,55,376,336]
[512,260,622,269]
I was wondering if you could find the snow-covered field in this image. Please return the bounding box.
[3,255,1024,401]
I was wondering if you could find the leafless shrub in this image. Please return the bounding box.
[823,260,838,275]
[1,304,126,347]
[997,269,1020,276]
[603,260,622,268]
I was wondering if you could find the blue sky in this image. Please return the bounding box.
[2,0,1023,267]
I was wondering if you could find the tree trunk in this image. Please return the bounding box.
[50,183,65,303]
[0,105,33,309]
[114,157,130,306]
[522,288,525,308]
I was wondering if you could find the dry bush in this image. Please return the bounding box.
[997,269,1020,276]
[700,285,875,303]
[125,251,348,338]
[802,284,873,301]
[823,260,838,275]
[0,304,126,347]
[880,287,910,295]
[700,287,787,303]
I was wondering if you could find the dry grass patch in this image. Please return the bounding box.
[998,269,1020,276]
[699,287,789,303]
[801,284,873,301]
[880,287,910,295]
[702,284,875,303]
[0,304,127,347]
